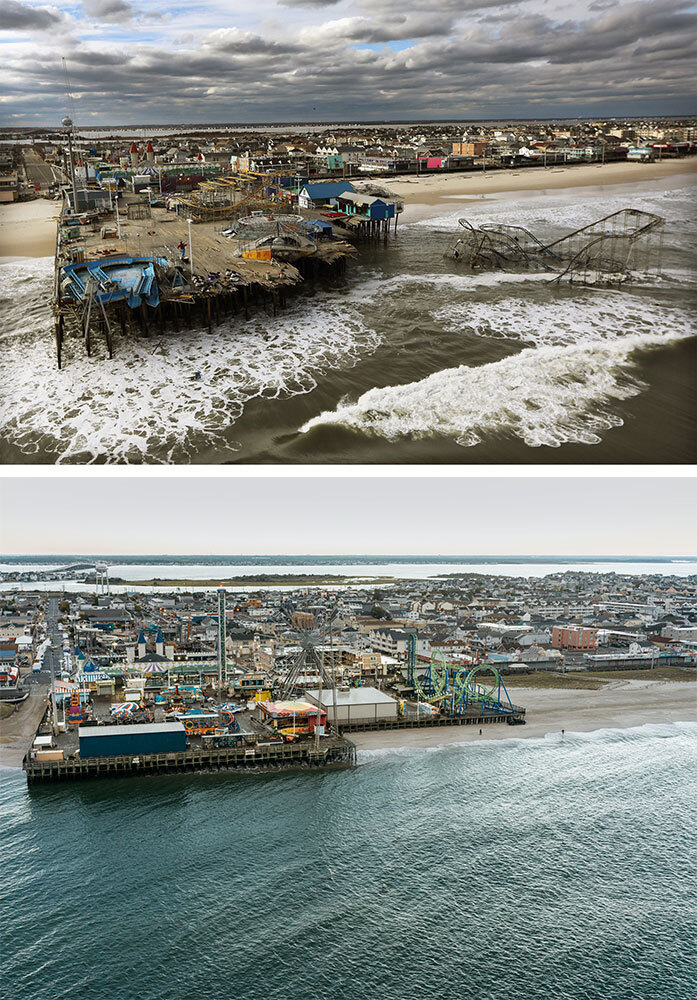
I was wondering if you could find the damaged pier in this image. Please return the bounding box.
[52,203,358,368]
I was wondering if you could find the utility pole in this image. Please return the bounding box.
[62,117,79,213]
[314,642,323,751]
[187,217,194,277]
[330,611,338,735]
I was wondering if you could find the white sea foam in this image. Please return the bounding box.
[356,720,697,764]
[0,260,383,463]
[301,326,693,449]
[432,290,697,348]
[408,182,697,233]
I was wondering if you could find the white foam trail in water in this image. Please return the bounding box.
[301,327,692,448]
[356,720,697,763]
[432,289,697,348]
[0,259,382,463]
[408,181,697,233]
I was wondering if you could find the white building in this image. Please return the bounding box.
[305,686,398,726]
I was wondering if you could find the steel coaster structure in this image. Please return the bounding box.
[406,636,515,716]
[451,664,515,717]
[450,208,665,286]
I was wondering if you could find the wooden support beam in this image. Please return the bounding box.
[55,313,63,369]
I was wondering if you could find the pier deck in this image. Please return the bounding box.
[53,205,357,367]
[24,734,357,784]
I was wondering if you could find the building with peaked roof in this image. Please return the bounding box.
[334,191,396,220]
[298,181,355,209]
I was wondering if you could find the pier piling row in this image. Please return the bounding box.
[24,735,357,785]
[23,709,525,784]
[53,206,358,368]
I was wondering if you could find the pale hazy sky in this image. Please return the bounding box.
[0,477,694,556]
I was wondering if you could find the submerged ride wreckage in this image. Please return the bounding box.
[450,208,666,285]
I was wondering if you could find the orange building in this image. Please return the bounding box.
[292,611,315,630]
[552,627,598,650]
[452,140,490,157]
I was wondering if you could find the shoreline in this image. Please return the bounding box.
[0,198,60,261]
[351,679,697,751]
[3,679,694,771]
[101,574,398,587]
[0,683,49,770]
[386,158,697,222]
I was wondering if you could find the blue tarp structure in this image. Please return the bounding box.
[61,256,172,309]
[306,219,334,238]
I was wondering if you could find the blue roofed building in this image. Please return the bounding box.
[298,181,355,209]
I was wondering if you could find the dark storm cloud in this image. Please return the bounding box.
[82,0,133,22]
[0,0,64,29]
[2,0,696,122]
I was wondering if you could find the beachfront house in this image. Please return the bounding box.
[298,181,355,209]
[332,191,396,221]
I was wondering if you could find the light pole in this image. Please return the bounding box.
[187,217,194,277]
[115,193,121,239]
[62,116,79,214]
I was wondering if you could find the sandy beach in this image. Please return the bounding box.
[1,678,695,771]
[351,679,697,751]
[0,198,60,262]
[386,158,697,222]
[0,683,49,769]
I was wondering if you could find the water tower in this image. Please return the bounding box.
[95,562,109,596]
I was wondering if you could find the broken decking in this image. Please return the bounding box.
[52,205,357,368]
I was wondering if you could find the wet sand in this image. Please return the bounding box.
[0,199,60,262]
[351,679,697,751]
[388,158,697,222]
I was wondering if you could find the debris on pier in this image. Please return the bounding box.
[52,203,358,368]
[450,208,665,285]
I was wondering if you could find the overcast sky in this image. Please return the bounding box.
[1,0,695,125]
[0,477,694,555]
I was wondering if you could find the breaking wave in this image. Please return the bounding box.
[300,329,691,448]
[0,259,382,463]
[432,289,697,348]
[356,720,697,763]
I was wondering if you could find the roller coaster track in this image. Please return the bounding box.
[451,209,665,285]
[409,640,514,716]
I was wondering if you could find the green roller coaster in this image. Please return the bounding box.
[408,636,514,717]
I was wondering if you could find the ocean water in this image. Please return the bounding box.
[1,557,695,594]
[1,722,696,1000]
[1,176,695,463]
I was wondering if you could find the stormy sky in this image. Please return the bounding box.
[0,0,694,125]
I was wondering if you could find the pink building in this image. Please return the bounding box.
[552,627,598,651]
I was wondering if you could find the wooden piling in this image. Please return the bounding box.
[55,314,63,369]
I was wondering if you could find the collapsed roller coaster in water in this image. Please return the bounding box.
[450,208,665,286]
[406,636,515,717]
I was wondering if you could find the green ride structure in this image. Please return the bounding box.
[406,635,515,718]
